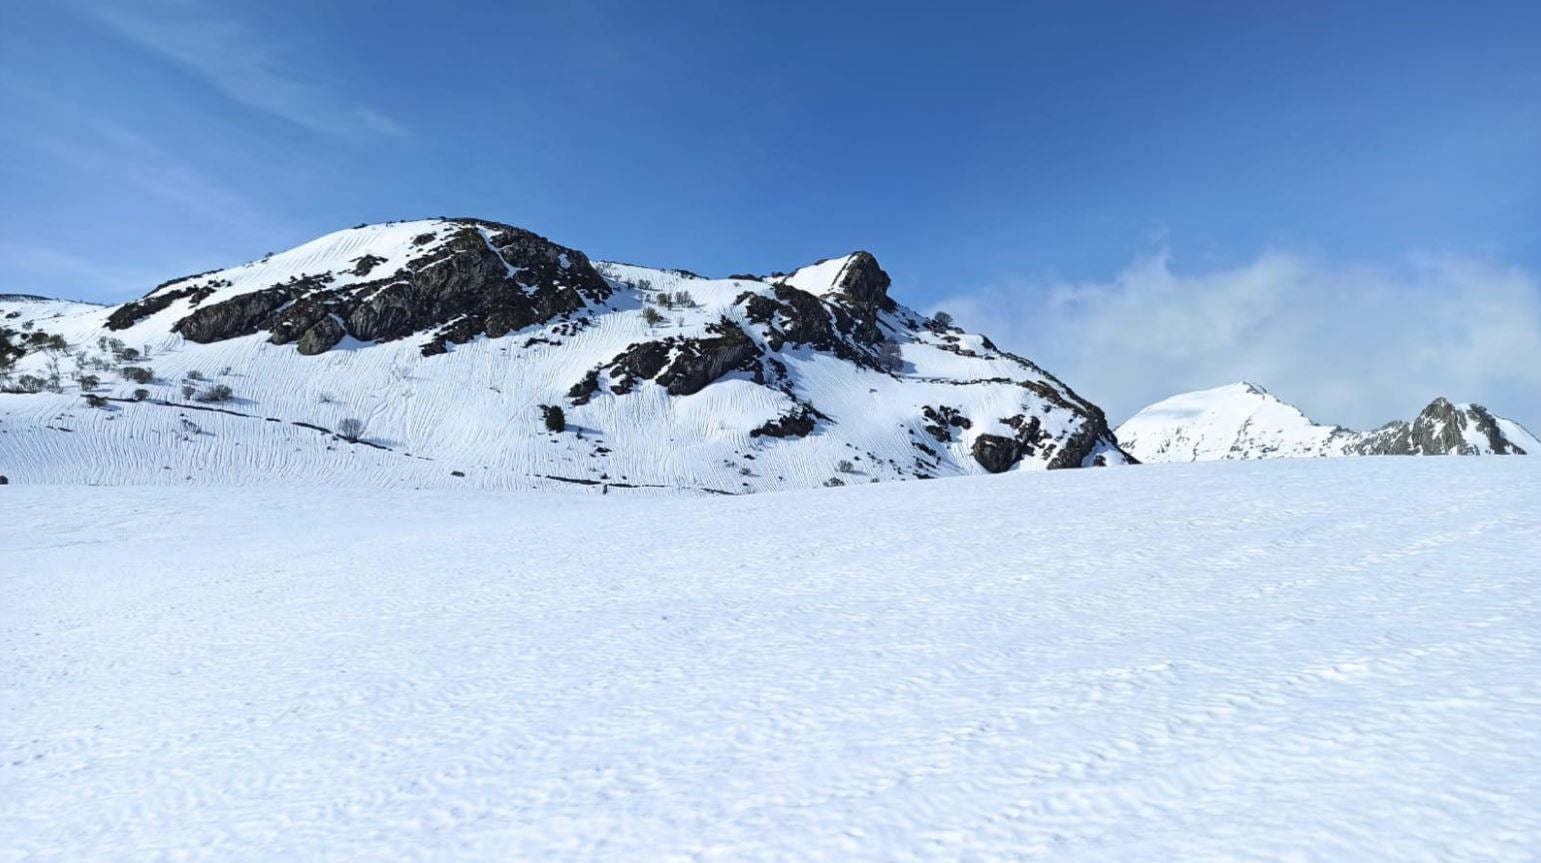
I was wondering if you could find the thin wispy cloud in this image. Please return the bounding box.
[934,249,1541,433]
[0,86,275,232]
[77,0,406,138]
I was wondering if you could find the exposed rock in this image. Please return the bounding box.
[1045,420,1104,469]
[736,284,873,361]
[174,286,297,343]
[297,317,346,355]
[148,220,611,356]
[1348,398,1528,456]
[751,406,818,439]
[829,251,894,314]
[922,405,971,443]
[606,340,673,394]
[350,254,387,276]
[971,434,1020,473]
[598,320,762,398]
[567,368,601,405]
[655,321,761,396]
[107,282,219,330]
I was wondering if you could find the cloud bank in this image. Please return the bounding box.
[934,249,1541,433]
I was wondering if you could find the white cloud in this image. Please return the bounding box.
[78,0,406,138]
[933,248,1541,433]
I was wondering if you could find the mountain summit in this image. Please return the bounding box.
[1117,382,1537,463]
[1,218,1131,491]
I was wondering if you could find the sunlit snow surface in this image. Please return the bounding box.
[5,458,1540,860]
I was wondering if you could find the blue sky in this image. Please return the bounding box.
[3,0,1539,427]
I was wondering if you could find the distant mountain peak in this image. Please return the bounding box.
[1117,383,1536,462]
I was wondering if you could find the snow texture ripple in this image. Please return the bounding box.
[4,458,1540,860]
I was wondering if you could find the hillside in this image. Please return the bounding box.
[6,458,1539,860]
[0,218,1129,492]
[1117,381,1538,463]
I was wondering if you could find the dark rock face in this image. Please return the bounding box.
[737,283,881,363]
[350,254,387,277]
[567,368,601,405]
[1044,419,1104,469]
[655,321,760,397]
[971,434,1020,473]
[751,407,818,439]
[968,410,1114,472]
[362,223,611,355]
[153,220,610,355]
[175,286,296,343]
[1459,404,1526,454]
[829,251,894,314]
[586,320,763,400]
[922,405,971,443]
[297,317,346,355]
[606,340,673,394]
[1412,397,1470,454]
[107,281,222,331]
[1348,398,1527,455]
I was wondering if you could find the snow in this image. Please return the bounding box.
[6,457,1541,860]
[1119,382,1534,462]
[1116,381,1342,462]
[1496,417,1541,453]
[778,253,859,297]
[2,231,1124,491]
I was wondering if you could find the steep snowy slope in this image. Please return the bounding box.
[1118,381,1537,463]
[6,459,1540,860]
[0,219,1129,491]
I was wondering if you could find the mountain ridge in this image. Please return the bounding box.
[1117,382,1538,463]
[1,217,1131,491]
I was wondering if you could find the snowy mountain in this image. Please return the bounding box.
[1117,381,1539,463]
[0,218,1130,491]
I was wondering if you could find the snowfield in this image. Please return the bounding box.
[5,458,1541,861]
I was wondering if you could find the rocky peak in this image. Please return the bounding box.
[830,251,893,313]
[1409,398,1517,455]
[120,219,612,357]
[1121,382,1536,461]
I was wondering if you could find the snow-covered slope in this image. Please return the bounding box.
[6,458,1540,860]
[0,219,1129,491]
[1118,381,1537,463]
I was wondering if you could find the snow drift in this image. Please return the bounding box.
[5,458,1540,860]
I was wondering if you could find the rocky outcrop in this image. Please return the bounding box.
[970,410,1118,472]
[971,434,1021,473]
[751,406,818,439]
[606,340,673,394]
[829,251,894,314]
[737,283,882,363]
[922,405,971,443]
[1351,398,1528,456]
[598,320,763,398]
[158,220,611,355]
[820,252,893,345]
[175,285,297,343]
[107,281,222,331]
[296,317,346,355]
[655,321,760,396]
